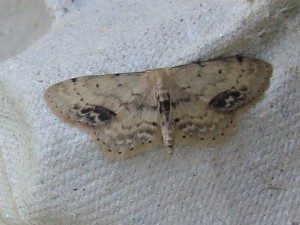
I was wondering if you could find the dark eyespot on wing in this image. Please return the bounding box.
[81,108,93,114]
[74,105,116,124]
[93,106,116,121]
[209,90,243,111]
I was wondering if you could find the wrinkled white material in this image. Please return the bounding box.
[0,0,299,224]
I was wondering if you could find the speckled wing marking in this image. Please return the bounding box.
[170,88,232,142]
[170,57,272,110]
[44,73,162,159]
[44,56,272,159]
[169,56,272,142]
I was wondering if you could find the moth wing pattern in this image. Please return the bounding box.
[170,57,272,111]
[168,56,272,142]
[167,78,232,144]
[44,56,272,159]
[44,73,147,126]
[44,72,162,158]
[91,101,161,159]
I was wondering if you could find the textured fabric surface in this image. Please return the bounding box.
[0,0,51,63]
[0,0,299,225]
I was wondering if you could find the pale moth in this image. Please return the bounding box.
[44,56,272,159]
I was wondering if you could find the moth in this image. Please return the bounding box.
[44,56,272,159]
